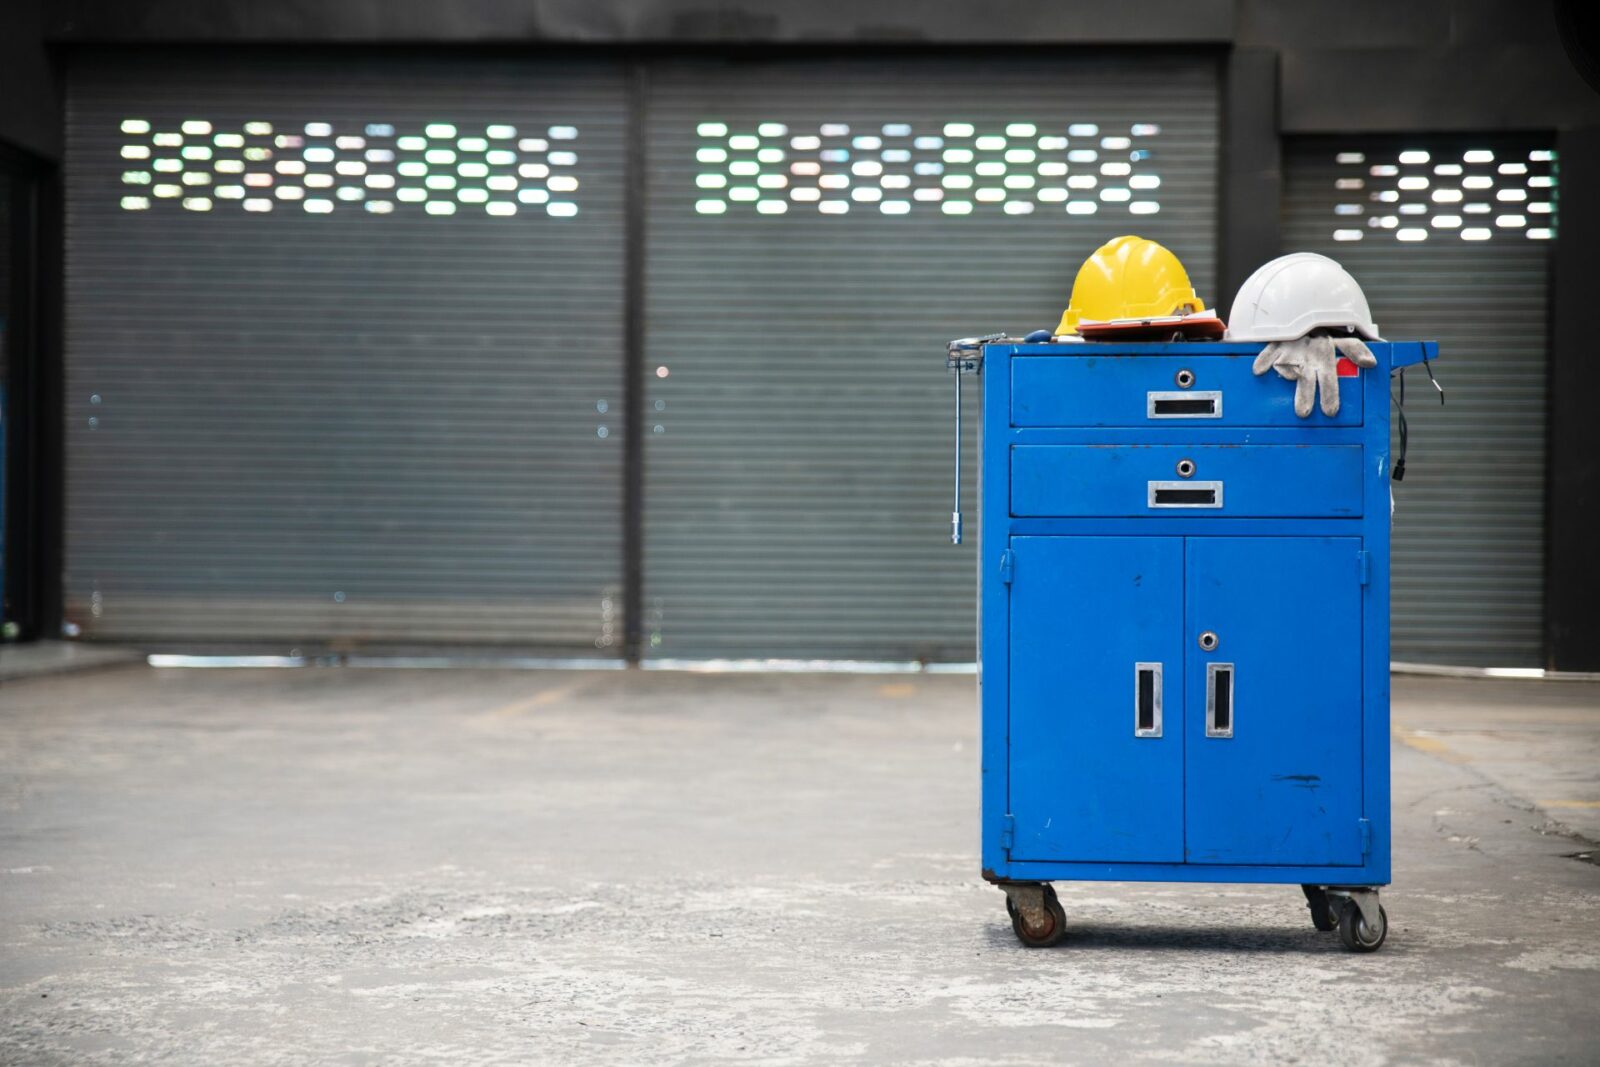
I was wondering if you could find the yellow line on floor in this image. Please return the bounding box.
[485,682,585,718]
[1535,799,1600,809]
[1393,727,1471,764]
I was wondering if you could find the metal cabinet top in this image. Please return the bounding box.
[984,340,1437,432]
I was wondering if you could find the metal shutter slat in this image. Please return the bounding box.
[65,54,629,653]
[1283,138,1551,667]
[642,55,1220,661]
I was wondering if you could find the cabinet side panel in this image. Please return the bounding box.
[979,347,1014,878]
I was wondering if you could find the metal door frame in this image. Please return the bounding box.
[0,141,62,642]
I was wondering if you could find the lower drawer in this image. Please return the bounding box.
[1011,444,1365,517]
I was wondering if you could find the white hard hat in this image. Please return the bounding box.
[1225,252,1381,342]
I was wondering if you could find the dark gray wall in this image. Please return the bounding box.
[1547,126,1600,671]
[1241,0,1600,132]
[0,0,60,158]
[1218,47,1280,317]
[48,0,1234,44]
[37,2,1600,134]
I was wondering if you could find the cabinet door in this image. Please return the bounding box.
[1184,537,1366,866]
[1009,536,1185,863]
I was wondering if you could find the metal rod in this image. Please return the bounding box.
[951,364,963,545]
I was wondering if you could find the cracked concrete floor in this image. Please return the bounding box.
[1,666,1597,1065]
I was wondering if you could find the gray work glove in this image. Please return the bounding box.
[1252,335,1376,417]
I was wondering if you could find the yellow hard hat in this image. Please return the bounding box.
[1055,235,1206,335]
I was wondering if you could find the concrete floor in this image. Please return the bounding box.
[1,666,1597,1065]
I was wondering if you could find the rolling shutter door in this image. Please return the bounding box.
[1283,138,1554,666]
[642,54,1220,660]
[65,54,628,652]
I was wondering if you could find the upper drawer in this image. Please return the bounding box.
[1012,444,1365,518]
[1011,353,1363,428]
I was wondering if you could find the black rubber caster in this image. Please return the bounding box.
[1301,885,1339,932]
[1337,899,1388,952]
[1005,884,1066,948]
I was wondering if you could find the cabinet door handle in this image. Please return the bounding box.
[1134,662,1162,737]
[1206,662,1235,738]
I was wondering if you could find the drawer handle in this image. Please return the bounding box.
[1207,662,1235,738]
[1135,662,1163,738]
[1148,480,1223,508]
[1148,390,1222,418]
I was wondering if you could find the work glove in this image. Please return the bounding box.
[1252,335,1376,417]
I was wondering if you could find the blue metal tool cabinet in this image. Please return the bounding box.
[969,339,1438,952]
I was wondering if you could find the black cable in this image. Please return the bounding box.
[1422,356,1444,405]
[1391,369,1408,482]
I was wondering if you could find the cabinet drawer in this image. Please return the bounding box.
[1011,354,1363,428]
[1011,445,1364,517]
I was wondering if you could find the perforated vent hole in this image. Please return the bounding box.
[118,120,583,216]
[1332,146,1557,241]
[692,119,1167,216]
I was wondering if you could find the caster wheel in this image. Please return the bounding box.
[1301,885,1339,932]
[1337,900,1388,952]
[1006,885,1066,948]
